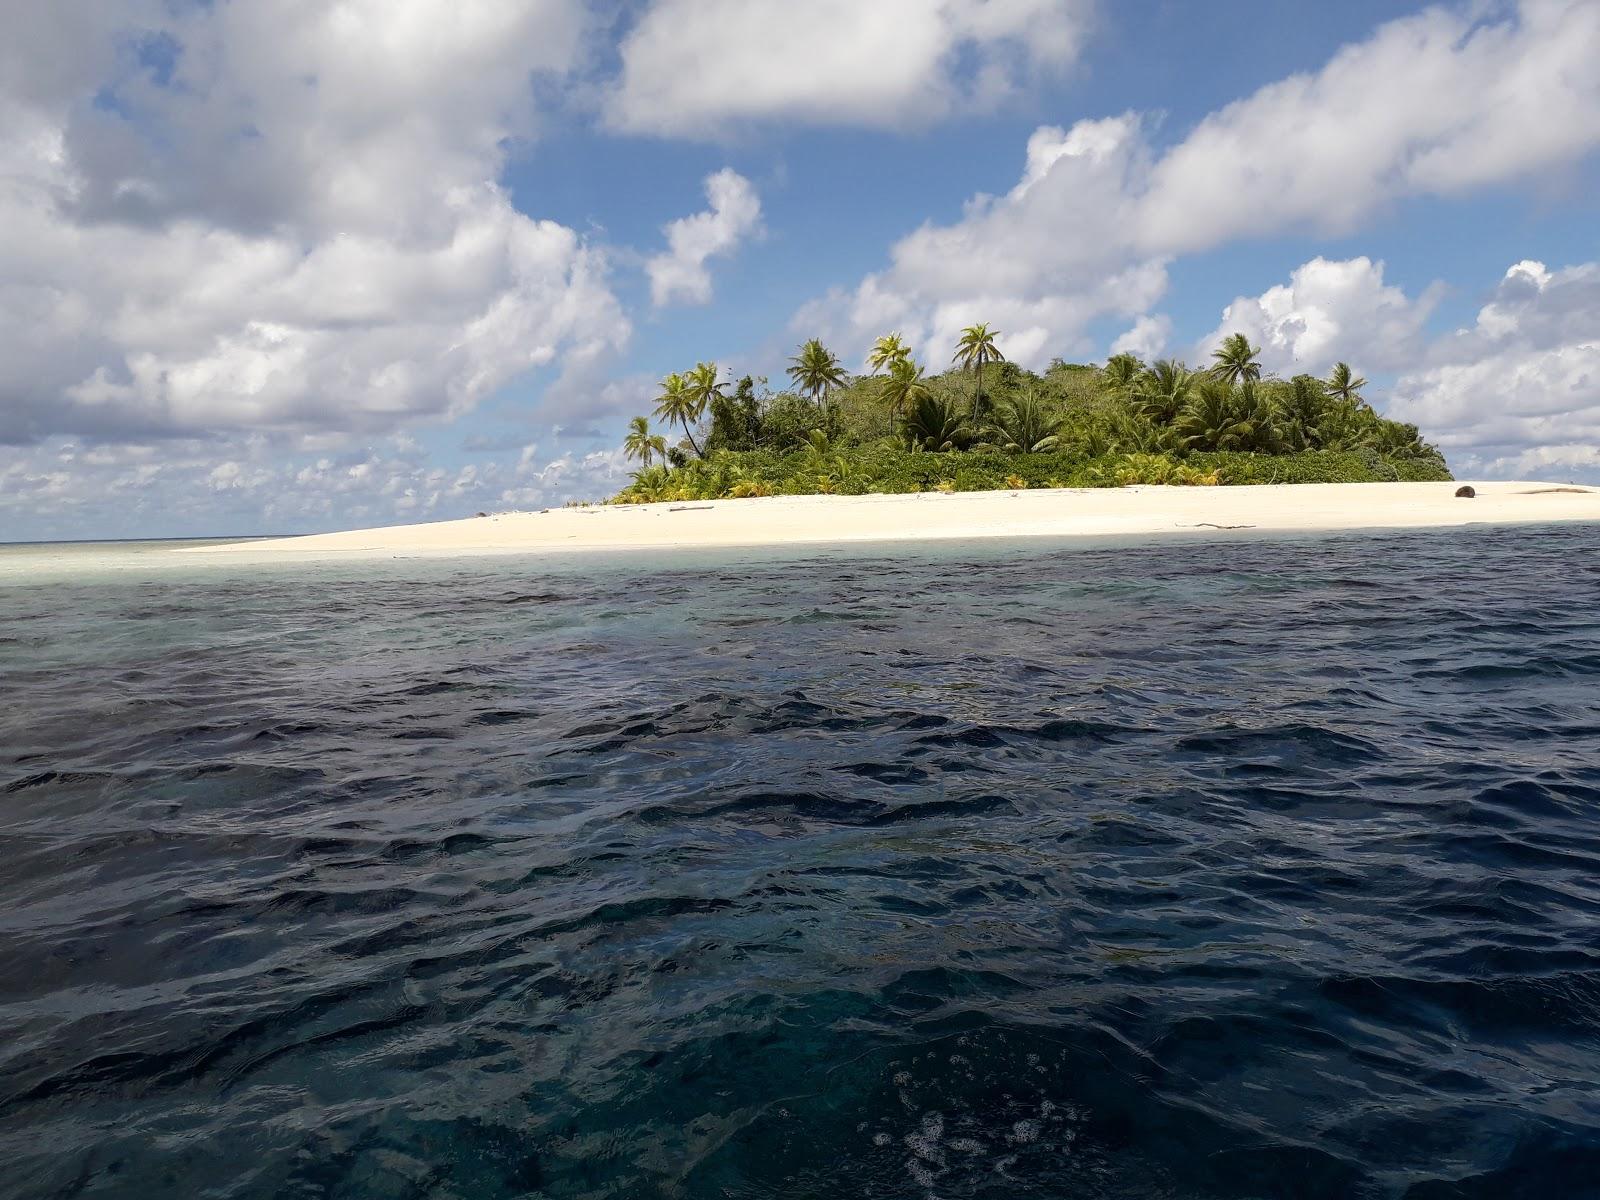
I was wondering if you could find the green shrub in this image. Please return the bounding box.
[759,393,836,452]
[611,445,1450,504]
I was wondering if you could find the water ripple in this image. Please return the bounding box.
[3,526,1600,1197]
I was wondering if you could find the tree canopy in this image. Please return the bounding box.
[787,338,847,410]
[867,333,911,374]
[622,415,667,468]
[953,323,1006,415]
[1210,333,1263,384]
[652,371,705,460]
[615,331,1450,502]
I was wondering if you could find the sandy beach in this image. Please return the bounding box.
[179,480,1600,561]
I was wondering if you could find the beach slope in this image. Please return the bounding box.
[180,481,1600,561]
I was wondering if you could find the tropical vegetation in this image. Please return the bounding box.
[613,326,1450,504]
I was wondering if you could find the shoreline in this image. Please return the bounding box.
[177,481,1600,563]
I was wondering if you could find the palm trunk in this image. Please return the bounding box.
[682,420,704,459]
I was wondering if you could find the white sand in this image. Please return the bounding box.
[179,481,1600,562]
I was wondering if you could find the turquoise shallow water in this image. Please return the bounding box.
[2,527,1600,1198]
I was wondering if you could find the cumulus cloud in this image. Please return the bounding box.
[0,1,631,446]
[605,0,1092,135]
[1140,0,1600,253]
[792,116,1167,370]
[646,169,762,307]
[802,0,1600,369]
[1388,260,1600,477]
[1196,257,1441,378]
[1109,315,1172,362]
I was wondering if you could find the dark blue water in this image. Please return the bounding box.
[4,528,1600,1199]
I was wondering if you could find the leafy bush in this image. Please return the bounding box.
[611,445,1449,504]
[903,393,971,451]
[703,376,764,452]
[759,392,835,452]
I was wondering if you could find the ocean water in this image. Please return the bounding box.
[3,527,1600,1199]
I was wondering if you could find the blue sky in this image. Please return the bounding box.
[2,0,1599,539]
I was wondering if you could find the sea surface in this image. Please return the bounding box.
[3,527,1599,1199]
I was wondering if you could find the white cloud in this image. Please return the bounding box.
[0,1,630,446]
[646,169,762,307]
[792,116,1167,370]
[605,0,1092,135]
[1197,257,1441,378]
[1109,315,1171,362]
[1140,0,1600,254]
[802,0,1600,371]
[1388,260,1600,477]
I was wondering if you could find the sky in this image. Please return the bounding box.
[2,0,1599,541]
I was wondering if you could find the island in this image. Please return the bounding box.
[185,331,1600,562]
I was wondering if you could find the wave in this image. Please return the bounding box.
[3,525,1600,1197]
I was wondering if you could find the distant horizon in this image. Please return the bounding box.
[0,534,298,548]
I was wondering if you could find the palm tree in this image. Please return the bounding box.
[1177,381,1281,452]
[867,333,911,374]
[1177,380,1247,451]
[1316,401,1380,453]
[787,338,847,413]
[1231,382,1283,453]
[987,386,1062,452]
[1267,375,1325,452]
[953,323,1005,415]
[1210,332,1263,384]
[1130,359,1196,425]
[621,464,671,503]
[622,416,667,467]
[652,371,705,459]
[1102,353,1143,391]
[903,392,969,451]
[686,361,724,420]
[878,355,931,423]
[1367,419,1442,465]
[1327,362,1368,407]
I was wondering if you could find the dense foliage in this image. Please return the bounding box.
[615,331,1450,503]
